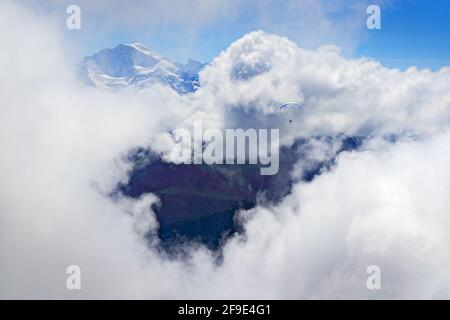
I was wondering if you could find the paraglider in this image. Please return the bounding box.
[279,102,303,123]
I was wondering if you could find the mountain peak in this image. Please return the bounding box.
[79,44,204,93]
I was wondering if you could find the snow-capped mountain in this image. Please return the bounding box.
[79,43,204,93]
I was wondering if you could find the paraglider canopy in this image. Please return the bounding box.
[279,102,303,110]
[279,102,303,123]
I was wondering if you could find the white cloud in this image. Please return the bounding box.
[0,1,449,299]
[198,30,450,144]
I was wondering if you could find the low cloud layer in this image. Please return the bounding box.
[0,1,449,299]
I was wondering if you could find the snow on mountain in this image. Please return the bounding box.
[79,43,204,94]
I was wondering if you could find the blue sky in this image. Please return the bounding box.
[55,0,450,70]
[357,0,450,70]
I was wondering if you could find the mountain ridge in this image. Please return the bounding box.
[79,43,204,94]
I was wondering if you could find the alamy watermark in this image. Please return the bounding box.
[170,121,280,176]
[66,265,81,290]
[366,265,381,290]
[66,5,81,30]
[366,4,381,30]
[65,5,380,31]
